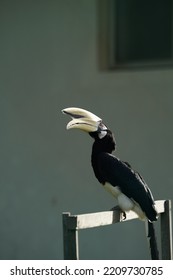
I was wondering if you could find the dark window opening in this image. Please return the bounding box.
[98,0,173,69]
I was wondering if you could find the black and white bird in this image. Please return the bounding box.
[62,107,159,259]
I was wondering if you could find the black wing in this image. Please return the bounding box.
[97,152,157,222]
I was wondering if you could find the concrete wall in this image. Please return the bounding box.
[0,0,173,259]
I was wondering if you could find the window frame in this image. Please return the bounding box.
[98,0,173,70]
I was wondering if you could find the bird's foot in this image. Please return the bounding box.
[110,205,126,220]
[121,211,126,220]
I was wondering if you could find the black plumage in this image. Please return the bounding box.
[90,130,158,222]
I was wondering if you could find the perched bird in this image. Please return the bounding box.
[62,107,159,259]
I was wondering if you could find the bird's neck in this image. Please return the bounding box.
[91,143,104,183]
[92,132,116,155]
[91,133,116,183]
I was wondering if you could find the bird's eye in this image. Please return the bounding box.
[98,121,107,131]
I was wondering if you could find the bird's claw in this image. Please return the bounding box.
[121,211,126,220]
[110,205,126,221]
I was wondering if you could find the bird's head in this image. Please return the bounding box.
[62,107,108,139]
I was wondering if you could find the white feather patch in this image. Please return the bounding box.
[103,182,146,220]
[103,183,134,211]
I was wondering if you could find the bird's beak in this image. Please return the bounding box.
[62,107,103,132]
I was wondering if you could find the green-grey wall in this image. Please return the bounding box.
[0,0,173,259]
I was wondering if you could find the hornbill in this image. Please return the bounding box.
[62,107,159,259]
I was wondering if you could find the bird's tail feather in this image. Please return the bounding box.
[145,220,159,260]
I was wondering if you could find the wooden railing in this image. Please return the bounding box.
[62,200,172,260]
